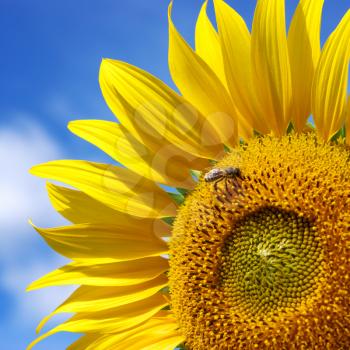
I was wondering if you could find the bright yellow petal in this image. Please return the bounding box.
[69,119,198,189]
[99,58,224,160]
[168,2,238,147]
[214,0,267,137]
[46,183,171,238]
[195,1,227,87]
[30,160,177,218]
[108,331,184,350]
[83,313,183,350]
[288,0,324,132]
[28,294,168,350]
[61,293,168,333]
[47,182,119,224]
[67,334,99,350]
[36,275,168,333]
[346,96,350,145]
[55,275,168,314]
[312,10,350,141]
[32,222,169,263]
[27,258,169,290]
[251,0,292,136]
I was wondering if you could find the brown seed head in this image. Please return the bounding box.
[169,134,350,349]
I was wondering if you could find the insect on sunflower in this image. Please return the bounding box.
[28,0,350,349]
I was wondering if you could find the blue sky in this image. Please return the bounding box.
[0,1,349,349]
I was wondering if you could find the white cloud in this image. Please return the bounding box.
[0,113,74,334]
[2,260,74,326]
[0,114,66,257]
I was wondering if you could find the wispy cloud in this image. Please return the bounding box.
[0,113,65,256]
[0,113,77,348]
[2,262,74,325]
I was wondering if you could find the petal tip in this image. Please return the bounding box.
[29,164,42,176]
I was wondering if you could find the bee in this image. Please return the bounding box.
[204,167,242,192]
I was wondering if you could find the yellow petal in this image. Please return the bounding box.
[66,312,179,350]
[214,0,267,137]
[69,119,197,189]
[312,10,350,141]
[288,0,324,132]
[67,335,99,350]
[83,313,182,350]
[46,183,171,238]
[27,258,169,290]
[104,332,184,350]
[36,275,168,333]
[195,1,227,87]
[32,223,169,263]
[58,275,167,314]
[28,294,168,350]
[99,58,224,160]
[168,2,238,147]
[346,97,350,145]
[47,182,119,224]
[61,293,168,333]
[30,160,177,218]
[251,0,292,136]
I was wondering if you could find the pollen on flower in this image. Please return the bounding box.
[220,207,322,318]
[169,134,350,349]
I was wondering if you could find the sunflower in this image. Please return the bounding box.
[28,0,350,349]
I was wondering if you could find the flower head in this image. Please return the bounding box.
[28,1,350,349]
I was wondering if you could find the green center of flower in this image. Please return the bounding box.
[220,207,322,317]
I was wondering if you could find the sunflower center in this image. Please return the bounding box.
[220,206,321,317]
[169,134,350,349]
